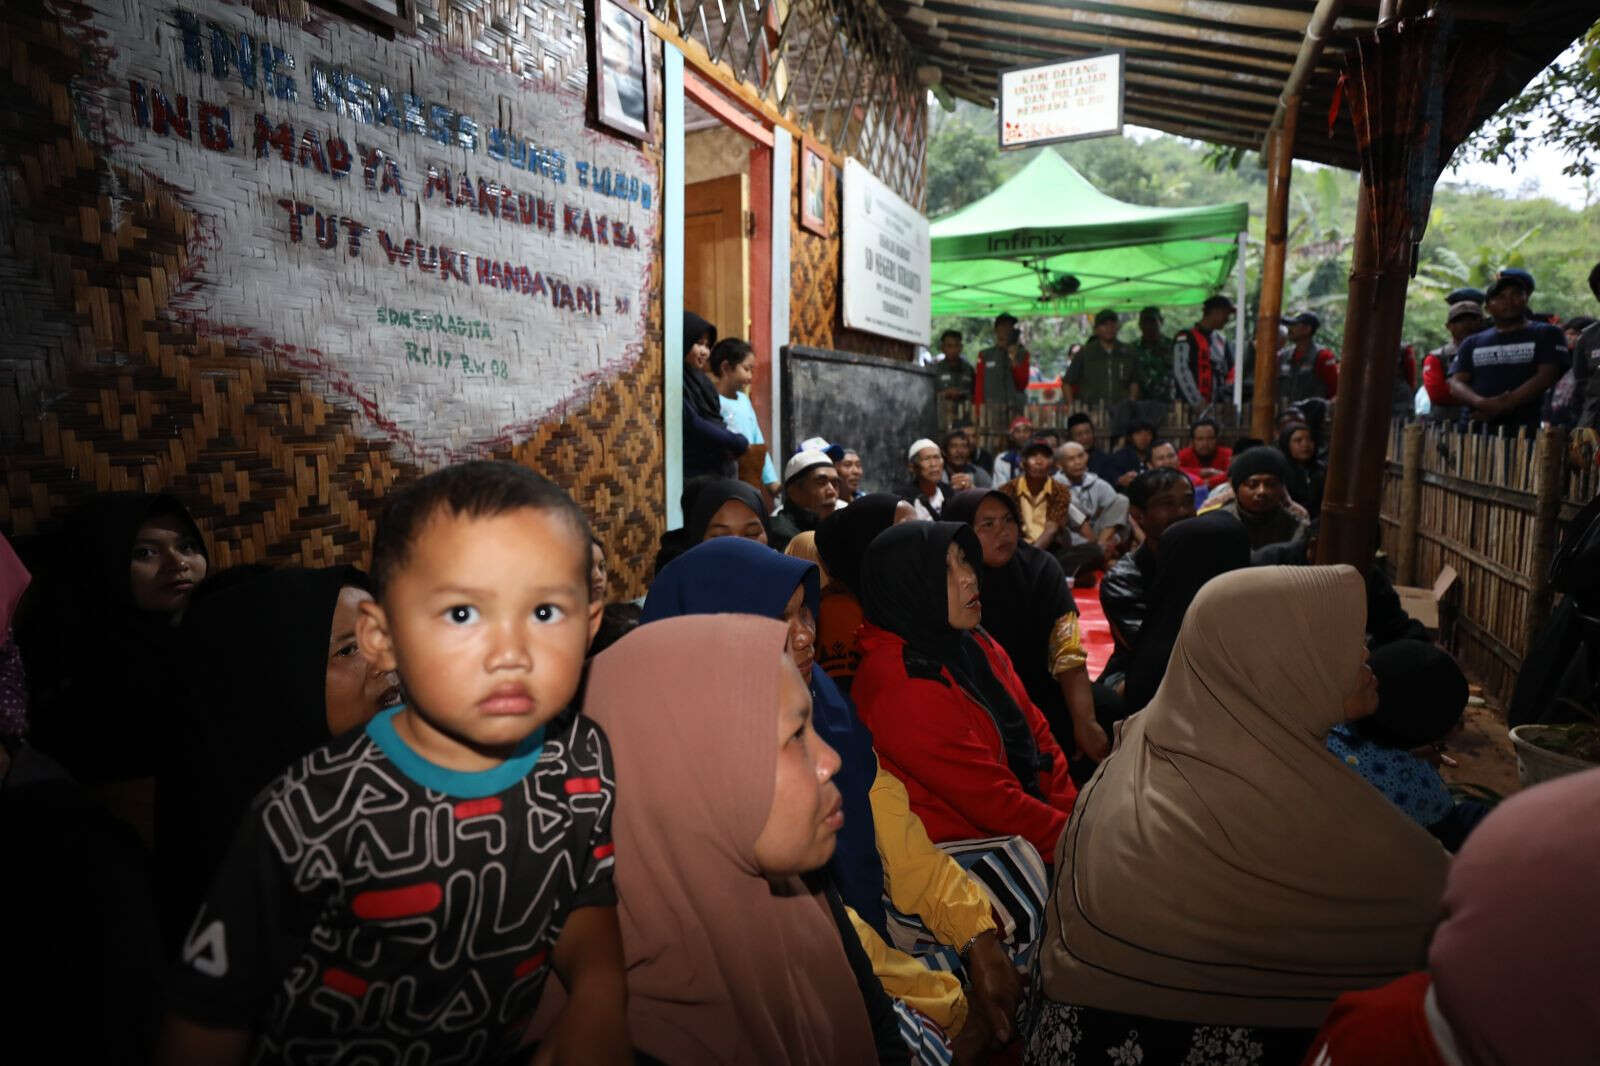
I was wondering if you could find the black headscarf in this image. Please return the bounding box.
[685,479,770,545]
[1122,512,1252,714]
[18,492,209,782]
[1360,639,1468,748]
[815,494,904,597]
[943,490,1077,739]
[158,565,372,949]
[1294,398,1331,460]
[1228,445,1292,490]
[683,312,723,422]
[1276,421,1326,517]
[861,521,1052,798]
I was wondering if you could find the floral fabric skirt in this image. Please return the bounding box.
[1022,997,1314,1066]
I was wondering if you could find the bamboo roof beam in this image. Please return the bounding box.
[919,33,1288,101]
[916,9,1300,76]
[967,0,1375,36]
[920,0,1305,57]
[1267,0,1345,139]
[1121,104,1264,140]
[1126,90,1275,125]
[923,30,1296,92]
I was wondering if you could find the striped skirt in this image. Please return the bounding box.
[883,834,1049,975]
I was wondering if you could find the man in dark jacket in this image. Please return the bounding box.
[681,311,747,478]
[1098,468,1196,696]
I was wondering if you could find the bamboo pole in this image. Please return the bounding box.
[1251,109,1297,441]
[1521,425,1568,651]
[1316,175,1410,573]
[1395,421,1424,585]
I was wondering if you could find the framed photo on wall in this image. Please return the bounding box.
[591,0,653,142]
[800,139,828,236]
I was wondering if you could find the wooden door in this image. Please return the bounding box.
[684,174,750,345]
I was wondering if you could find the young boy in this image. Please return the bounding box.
[158,461,629,1066]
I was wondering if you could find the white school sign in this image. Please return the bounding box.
[841,159,931,346]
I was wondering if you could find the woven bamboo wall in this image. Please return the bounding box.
[787,151,913,362]
[0,0,665,597]
[1378,421,1600,706]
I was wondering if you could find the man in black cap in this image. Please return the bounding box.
[1172,295,1235,407]
[999,436,1091,559]
[1420,301,1485,423]
[974,312,1030,417]
[1445,286,1486,306]
[1496,267,1560,324]
[1277,310,1340,403]
[1065,309,1137,408]
[1448,269,1566,433]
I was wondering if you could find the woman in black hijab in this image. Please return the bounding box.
[685,478,770,545]
[19,492,209,786]
[158,566,399,949]
[682,311,747,479]
[851,521,1078,862]
[813,493,914,689]
[1293,397,1332,462]
[1121,512,1252,716]
[1277,420,1326,518]
[943,490,1102,772]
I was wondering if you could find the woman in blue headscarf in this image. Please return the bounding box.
[643,537,1024,1056]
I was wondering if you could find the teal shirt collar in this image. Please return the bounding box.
[365,706,546,798]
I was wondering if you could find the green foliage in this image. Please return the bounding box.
[923,108,1002,219]
[1461,25,1600,180]
[924,100,1600,365]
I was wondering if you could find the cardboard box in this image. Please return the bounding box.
[1393,565,1459,635]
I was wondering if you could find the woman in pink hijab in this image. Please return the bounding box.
[584,613,897,1065]
[1303,767,1600,1066]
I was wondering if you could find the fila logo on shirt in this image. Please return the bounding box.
[183,918,229,978]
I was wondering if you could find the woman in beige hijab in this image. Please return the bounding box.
[1026,565,1448,1066]
[585,613,890,1065]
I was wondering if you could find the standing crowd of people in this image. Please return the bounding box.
[0,297,1591,1066]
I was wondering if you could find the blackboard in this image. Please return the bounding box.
[782,345,938,496]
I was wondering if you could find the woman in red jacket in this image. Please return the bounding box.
[852,521,1078,862]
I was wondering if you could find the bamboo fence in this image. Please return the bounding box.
[1378,420,1600,706]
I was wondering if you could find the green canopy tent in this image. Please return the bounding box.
[931,150,1249,402]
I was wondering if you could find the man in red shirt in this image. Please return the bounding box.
[1177,417,1233,489]
[1420,302,1485,421]
[974,312,1031,415]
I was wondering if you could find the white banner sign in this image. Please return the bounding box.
[841,159,930,346]
[999,52,1124,149]
[66,2,656,464]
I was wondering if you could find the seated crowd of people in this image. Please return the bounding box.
[6,416,1587,1062]
[1,377,1591,1064]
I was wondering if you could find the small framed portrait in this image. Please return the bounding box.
[800,139,828,236]
[328,0,411,34]
[590,0,653,142]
